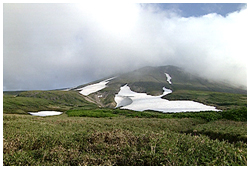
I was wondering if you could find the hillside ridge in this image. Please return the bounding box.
[74,65,246,109]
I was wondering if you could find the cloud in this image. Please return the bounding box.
[3,3,247,90]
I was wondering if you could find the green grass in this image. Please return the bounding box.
[3,87,247,166]
[170,107,247,122]
[65,106,247,122]
[67,109,118,118]
[17,90,96,107]
[163,90,247,110]
[3,113,247,166]
[3,90,97,114]
[3,95,56,114]
[182,120,247,144]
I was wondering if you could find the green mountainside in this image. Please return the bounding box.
[3,65,247,114]
[3,65,247,166]
[3,90,97,114]
[80,65,246,109]
[110,65,246,94]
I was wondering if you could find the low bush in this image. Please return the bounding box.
[66,106,247,122]
[181,120,247,144]
[171,111,223,122]
[220,107,247,121]
[67,109,118,118]
[116,107,247,122]
[4,114,247,166]
[171,107,247,122]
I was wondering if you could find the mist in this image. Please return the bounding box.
[3,3,247,91]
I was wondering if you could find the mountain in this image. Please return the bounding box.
[3,65,246,115]
[73,65,247,110]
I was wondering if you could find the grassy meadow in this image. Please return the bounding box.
[3,90,247,166]
[163,90,247,110]
[3,90,97,114]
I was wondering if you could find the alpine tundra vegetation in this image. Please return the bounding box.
[3,65,247,166]
[3,3,247,166]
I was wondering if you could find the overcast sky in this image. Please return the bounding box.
[3,3,247,91]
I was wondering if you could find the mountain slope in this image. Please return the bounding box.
[3,90,98,114]
[74,65,246,110]
[3,65,246,114]
[111,65,246,94]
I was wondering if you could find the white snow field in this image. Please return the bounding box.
[28,111,63,116]
[77,77,115,96]
[165,73,172,84]
[115,84,219,113]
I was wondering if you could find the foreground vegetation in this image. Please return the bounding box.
[3,90,247,166]
[4,108,247,166]
[67,107,247,122]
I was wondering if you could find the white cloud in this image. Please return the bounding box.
[3,3,247,90]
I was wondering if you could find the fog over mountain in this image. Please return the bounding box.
[3,3,247,91]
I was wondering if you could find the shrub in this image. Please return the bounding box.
[169,107,247,122]
[221,107,247,121]
[67,106,247,122]
[67,109,118,118]
[171,111,222,122]
[3,114,247,166]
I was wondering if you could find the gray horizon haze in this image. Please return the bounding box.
[3,3,247,91]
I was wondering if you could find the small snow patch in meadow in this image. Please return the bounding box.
[77,77,115,96]
[115,84,219,113]
[165,73,172,84]
[28,111,63,117]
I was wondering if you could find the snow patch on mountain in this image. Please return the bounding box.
[165,73,172,84]
[115,84,219,113]
[160,87,172,97]
[115,95,133,108]
[77,77,115,96]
